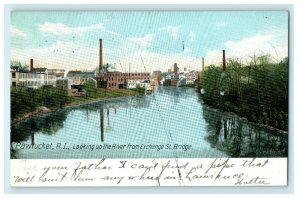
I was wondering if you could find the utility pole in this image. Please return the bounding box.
[202,57,204,72]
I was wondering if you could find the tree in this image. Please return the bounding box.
[198,55,288,130]
[84,79,97,98]
[200,65,224,107]
[10,60,29,72]
[225,58,243,102]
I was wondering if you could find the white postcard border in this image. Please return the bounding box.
[10,158,287,187]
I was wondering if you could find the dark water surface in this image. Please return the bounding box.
[11,87,288,159]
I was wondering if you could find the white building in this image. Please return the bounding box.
[126,80,137,89]
[47,68,66,78]
[56,78,74,90]
[160,76,165,85]
[184,72,198,85]
[126,80,151,90]
[139,80,151,90]
[10,68,56,89]
[66,70,96,85]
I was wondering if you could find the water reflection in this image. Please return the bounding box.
[11,94,152,158]
[11,109,69,158]
[74,95,152,143]
[10,87,288,159]
[155,86,192,104]
[100,106,104,142]
[11,109,69,143]
[202,106,288,157]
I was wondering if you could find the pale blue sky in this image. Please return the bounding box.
[10,11,288,72]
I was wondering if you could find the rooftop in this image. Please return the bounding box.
[33,68,47,73]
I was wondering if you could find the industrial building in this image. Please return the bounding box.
[67,70,96,85]
[95,38,151,89]
[10,59,56,89]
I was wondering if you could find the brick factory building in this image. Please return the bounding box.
[97,71,150,89]
[95,38,150,89]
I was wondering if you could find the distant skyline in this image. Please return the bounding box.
[10,11,288,72]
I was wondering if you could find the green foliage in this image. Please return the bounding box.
[10,60,29,72]
[130,86,145,94]
[199,65,223,107]
[36,86,69,108]
[11,88,37,119]
[198,56,288,130]
[11,86,69,119]
[11,84,138,120]
[84,79,97,98]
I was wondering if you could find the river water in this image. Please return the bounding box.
[11,86,288,159]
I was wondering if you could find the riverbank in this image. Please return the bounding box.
[11,86,288,159]
[197,58,288,132]
[200,100,288,135]
[11,88,138,125]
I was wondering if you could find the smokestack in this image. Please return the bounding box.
[222,50,226,71]
[202,57,204,71]
[174,63,178,75]
[99,39,103,72]
[30,59,33,73]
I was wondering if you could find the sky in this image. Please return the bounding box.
[10,11,288,73]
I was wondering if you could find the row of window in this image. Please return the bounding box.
[107,73,150,77]
[108,77,150,81]
[108,83,117,87]
[11,72,47,79]
[11,72,57,80]
[57,81,68,85]
[18,81,43,86]
[13,80,56,87]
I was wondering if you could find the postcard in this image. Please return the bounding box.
[9,10,288,186]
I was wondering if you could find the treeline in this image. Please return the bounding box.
[10,60,29,72]
[198,55,288,131]
[11,82,138,120]
[11,86,69,120]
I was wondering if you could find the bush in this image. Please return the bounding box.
[130,86,145,94]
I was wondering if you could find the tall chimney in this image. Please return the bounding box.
[174,63,178,75]
[99,39,103,72]
[202,57,204,71]
[222,50,226,71]
[30,59,33,73]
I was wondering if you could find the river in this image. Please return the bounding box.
[11,86,288,159]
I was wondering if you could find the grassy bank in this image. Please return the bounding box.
[129,86,146,94]
[69,88,137,103]
[11,86,138,124]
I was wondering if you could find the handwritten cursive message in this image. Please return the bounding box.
[11,158,287,186]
